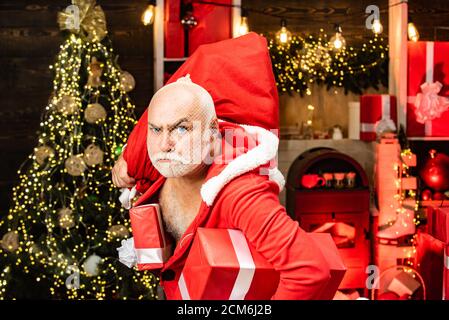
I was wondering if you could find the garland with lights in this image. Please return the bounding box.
[268,31,389,96]
[0,0,158,300]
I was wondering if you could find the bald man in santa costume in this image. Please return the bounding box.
[112,32,332,300]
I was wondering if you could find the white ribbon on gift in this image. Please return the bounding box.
[414,81,449,124]
[360,95,396,135]
[135,247,168,264]
[407,42,437,136]
[178,229,256,300]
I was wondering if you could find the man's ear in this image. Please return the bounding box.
[209,118,219,139]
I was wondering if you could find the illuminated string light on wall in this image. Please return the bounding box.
[408,19,420,42]
[372,18,383,35]
[330,24,346,51]
[142,1,156,26]
[238,9,249,36]
[276,19,292,45]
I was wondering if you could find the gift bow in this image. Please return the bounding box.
[57,0,107,42]
[414,81,449,124]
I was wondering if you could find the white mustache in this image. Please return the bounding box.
[152,152,191,165]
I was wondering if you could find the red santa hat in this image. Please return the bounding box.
[123,32,280,198]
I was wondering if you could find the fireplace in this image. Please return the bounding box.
[286,147,371,291]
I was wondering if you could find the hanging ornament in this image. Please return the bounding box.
[114,144,123,156]
[1,231,19,252]
[65,155,87,176]
[57,0,108,43]
[421,189,433,201]
[34,145,55,165]
[84,102,107,123]
[119,71,136,92]
[83,144,104,166]
[108,225,130,238]
[83,254,102,276]
[55,95,78,115]
[58,207,75,229]
[420,149,449,191]
[87,57,104,88]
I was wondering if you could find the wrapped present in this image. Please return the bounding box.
[129,203,171,271]
[387,270,421,297]
[401,177,417,190]
[427,207,449,244]
[179,228,279,300]
[415,231,445,300]
[444,246,449,300]
[308,232,347,299]
[360,95,397,142]
[407,41,449,137]
[179,228,346,300]
[312,222,356,248]
[427,206,449,299]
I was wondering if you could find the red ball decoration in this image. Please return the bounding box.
[421,189,433,201]
[420,150,449,191]
[399,294,411,300]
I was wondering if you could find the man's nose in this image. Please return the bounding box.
[160,131,174,152]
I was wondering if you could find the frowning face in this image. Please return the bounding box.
[147,84,216,178]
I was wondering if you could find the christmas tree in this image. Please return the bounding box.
[0,0,158,299]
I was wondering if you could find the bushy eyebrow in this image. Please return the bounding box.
[148,117,190,131]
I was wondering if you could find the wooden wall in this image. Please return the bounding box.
[0,0,154,213]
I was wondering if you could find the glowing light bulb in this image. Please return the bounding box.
[276,19,292,45]
[408,22,419,42]
[372,19,383,34]
[141,4,155,26]
[330,24,346,51]
[239,16,249,36]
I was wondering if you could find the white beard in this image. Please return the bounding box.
[150,133,213,178]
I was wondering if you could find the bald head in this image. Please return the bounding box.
[149,75,216,126]
[146,75,219,178]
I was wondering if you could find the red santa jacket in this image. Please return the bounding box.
[125,120,331,300]
[120,33,332,299]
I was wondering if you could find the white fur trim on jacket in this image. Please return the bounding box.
[200,123,285,207]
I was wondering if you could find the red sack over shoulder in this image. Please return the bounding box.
[123,32,279,195]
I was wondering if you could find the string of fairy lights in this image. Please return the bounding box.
[141,0,420,95]
[0,33,158,299]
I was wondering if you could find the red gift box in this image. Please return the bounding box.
[309,232,347,299]
[415,231,445,300]
[427,207,449,244]
[444,246,449,300]
[407,41,449,137]
[179,228,345,300]
[129,203,171,271]
[179,228,279,300]
[360,95,397,142]
[424,206,449,299]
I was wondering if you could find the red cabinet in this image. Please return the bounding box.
[286,148,371,290]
